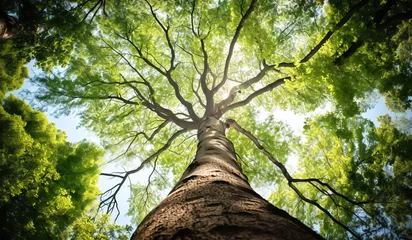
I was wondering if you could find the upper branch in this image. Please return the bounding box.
[334,0,411,65]
[191,75,206,108]
[144,0,200,122]
[199,38,215,116]
[189,0,214,116]
[215,62,276,110]
[213,0,257,93]
[117,27,200,122]
[277,0,370,68]
[107,34,198,127]
[81,0,105,22]
[145,0,175,70]
[218,76,289,117]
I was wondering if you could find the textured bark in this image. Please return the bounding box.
[132,117,323,240]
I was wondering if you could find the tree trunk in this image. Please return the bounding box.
[132,117,323,240]
[0,14,21,39]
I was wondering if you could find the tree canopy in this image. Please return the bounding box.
[0,93,102,238]
[19,0,412,238]
[0,0,103,71]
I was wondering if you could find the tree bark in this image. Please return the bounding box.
[0,14,21,39]
[132,117,323,240]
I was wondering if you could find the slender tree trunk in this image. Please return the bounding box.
[132,117,323,240]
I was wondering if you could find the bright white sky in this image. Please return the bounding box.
[14,61,410,227]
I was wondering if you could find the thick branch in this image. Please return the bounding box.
[334,41,364,65]
[277,0,370,68]
[191,75,206,108]
[218,77,289,117]
[101,38,197,128]
[81,0,105,22]
[215,63,276,109]
[113,34,200,122]
[189,0,214,116]
[334,0,410,65]
[144,0,200,121]
[377,10,412,29]
[199,38,215,116]
[55,84,196,129]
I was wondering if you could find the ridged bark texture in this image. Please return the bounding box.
[132,117,323,240]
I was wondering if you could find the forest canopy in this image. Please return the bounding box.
[2,0,411,239]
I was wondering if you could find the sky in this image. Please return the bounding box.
[14,60,411,227]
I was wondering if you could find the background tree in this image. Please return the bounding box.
[0,94,103,239]
[29,0,412,238]
[0,41,133,240]
[0,0,107,72]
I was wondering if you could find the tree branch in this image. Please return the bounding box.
[190,75,206,108]
[377,10,412,29]
[109,119,171,162]
[218,77,289,117]
[144,0,175,70]
[333,0,410,65]
[99,129,187,218]
[277,0,371,68]
[213,0,257,93]
[215,62,277,109]
[226,119,362,239]
[199,38,215,117]
[115,30,200,122]
[81,0,105,22]
[334,41,364,65]
[102,39,195,127]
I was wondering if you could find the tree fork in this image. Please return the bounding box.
[132,117,323,240]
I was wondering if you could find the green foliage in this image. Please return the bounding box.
[270,113,412,238]
[127,182,163,225]
[0,95,103,239]
[1,0,100,72]
[0,40,28,100]
[23,0,412,238]
[63,210,132,240]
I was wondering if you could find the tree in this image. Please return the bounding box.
[0,0,106,72]
[30,0,412,239]
[0,94,103,239]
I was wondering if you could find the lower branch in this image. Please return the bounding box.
[99,129,187,219]
[226,119,362,239]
